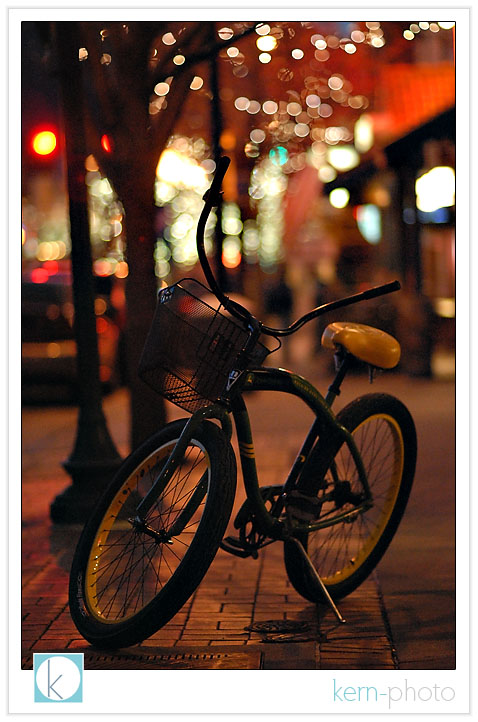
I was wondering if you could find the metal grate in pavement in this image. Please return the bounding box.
[22,648,263,670]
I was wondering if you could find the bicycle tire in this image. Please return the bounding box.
[69,418,236,648]
[284,393,416,602]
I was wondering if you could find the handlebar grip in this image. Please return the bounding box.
[202,156,231,205]
[359,280,401,300]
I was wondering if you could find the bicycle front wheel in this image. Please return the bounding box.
[69,418,236,648]
[284,393,416,602]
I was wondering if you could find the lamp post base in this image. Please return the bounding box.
[50,457,123,524]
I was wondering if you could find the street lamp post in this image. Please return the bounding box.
[50,22,123,524]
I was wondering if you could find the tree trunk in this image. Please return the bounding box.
[120,167,166,450]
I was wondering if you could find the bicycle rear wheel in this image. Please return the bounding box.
[69,418,236,648]
[284,393,416,602]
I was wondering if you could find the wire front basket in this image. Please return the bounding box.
[138,279,269,413]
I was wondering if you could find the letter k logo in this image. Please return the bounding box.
[34,654,83,703]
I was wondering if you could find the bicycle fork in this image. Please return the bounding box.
[134,403,232,523]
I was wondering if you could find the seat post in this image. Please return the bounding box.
[325,350,353,406]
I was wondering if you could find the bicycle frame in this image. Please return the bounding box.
[229,365,371,538]
[135,360,370,543]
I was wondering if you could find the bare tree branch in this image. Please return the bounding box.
[149,21,265,88]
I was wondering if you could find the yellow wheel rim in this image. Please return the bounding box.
[310,413,404,587]
[85,440,209,622]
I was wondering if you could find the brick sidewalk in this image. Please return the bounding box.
[21,474,396,670]
[21,378,440,670]
[22,516,396,669]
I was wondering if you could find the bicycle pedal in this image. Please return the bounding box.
[220,536,258,559]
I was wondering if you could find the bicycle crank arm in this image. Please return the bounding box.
[220,535,259,558]
[287,537,346,624]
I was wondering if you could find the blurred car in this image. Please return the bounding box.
[22,269,122,402]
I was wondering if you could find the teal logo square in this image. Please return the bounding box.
[33,653,83,703]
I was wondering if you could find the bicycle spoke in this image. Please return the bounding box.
[303,414,403,582]
[85,437,214,622]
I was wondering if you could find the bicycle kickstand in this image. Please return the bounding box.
[288,537,346,624]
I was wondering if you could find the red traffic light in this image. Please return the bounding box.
[31,129,57,156]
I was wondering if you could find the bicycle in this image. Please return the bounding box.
[69,157,417,649]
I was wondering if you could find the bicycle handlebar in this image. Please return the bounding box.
[261,280,401,337]
[198,157,253,325]
[197,156,401,337]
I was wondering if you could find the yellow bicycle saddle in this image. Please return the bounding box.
[321,321,401,369]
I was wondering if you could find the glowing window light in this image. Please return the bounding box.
[434,297,455,318]
[115,261,129,278]
[85,154,99,172]
[354,114,374,153]
[223,218,243,236]
[327,145,360,172]
[243,222,260,260]
[415,166,455,212]
[36,242,53,261]
[355,204,381,244]
[156,149,207,190]
[222,237,242,268]
[249,158,287,269]
[94,258,115,276]
[329,187,350,209]
[155,259,171,278]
